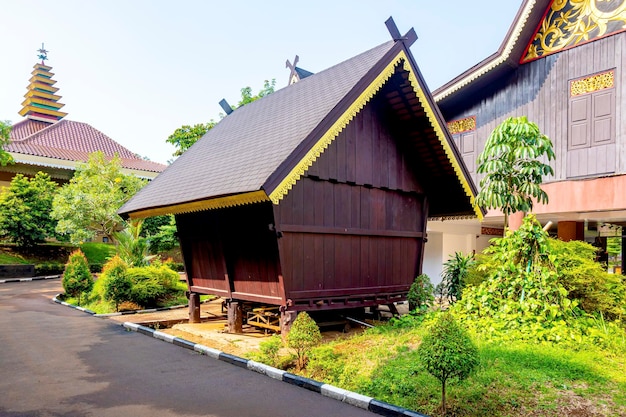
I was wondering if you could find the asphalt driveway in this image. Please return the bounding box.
[0,279,378,417]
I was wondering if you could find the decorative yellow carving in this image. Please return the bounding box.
[447,116,476,134]
[570,70,615,96]
[127,190,269,219]
[269,50,482,220]
[268,52,401,205]
[402,57,483,220]
[522,0,626,63]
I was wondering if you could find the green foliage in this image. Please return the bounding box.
[418,313,479,416]
[475,116,555,229]
[407,274,434,312]
[62,249,94,305]
[236,79,276,107]
[144,215,179,253]
[99,256,181,310]
[549,238,626,320]
[0,172,58,247]
[453,215,579,343]
[79,242,116,265]
[439,252,474,304]
[126,264,180,307]
[0,120,14,166]
[113,219,153,267]
[256,334,284,368]
[166,122,216,157]
[166,79,276,157]
[51,151,147,244]
[101,255,131,311]
[287,312,322,370]
[35,263,65,276]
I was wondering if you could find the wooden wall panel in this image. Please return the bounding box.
[309,100,423,193]
[177,204,282,300]
[441,34,624,185]
[275,177,425,297]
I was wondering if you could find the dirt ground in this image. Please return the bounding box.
[107,298,397,358]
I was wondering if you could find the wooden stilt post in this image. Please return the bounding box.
[227,301,243,333]
[188,292,201,323]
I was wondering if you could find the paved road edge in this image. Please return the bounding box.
[52,294,428,417]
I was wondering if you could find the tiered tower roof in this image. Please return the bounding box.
[18,44,67,122]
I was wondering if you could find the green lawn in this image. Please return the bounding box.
[291,321,626,417]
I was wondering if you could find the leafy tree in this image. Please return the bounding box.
[102,255,132,312]
[62,249,94,306]
[438,252,475,304]
[287,311,322,370]
[166,80,276,156]
[0,120,14,166]
[51,151,147,244]
[142,215,179,253]
[475,116,555,230]
[418,313,479,417]
[166,122,217,157]
[407,274,434,312]
[0,172,58,247]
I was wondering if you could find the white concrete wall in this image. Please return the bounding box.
[422,231,443,285]
[423,219,482,285]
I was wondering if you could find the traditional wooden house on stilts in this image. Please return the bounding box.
[119,18,482,333]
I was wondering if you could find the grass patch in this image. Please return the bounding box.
[79,242,116,265]
[295,323,626,417]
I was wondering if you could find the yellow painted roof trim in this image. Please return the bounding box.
[126,190,269,219]
[268,49,482,220]
[269,51,400,204]
[400,55,483,220]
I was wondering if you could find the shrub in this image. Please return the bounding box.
[102,255,132,312]
[257,334,283,368]
[439,252,474,304]
[62,249,94,305]
[287,312,322,370]
[126,264,180,307]
[35,263,65,276]
[418,313,479,416]
[550,239,626,320]
[407,274,434,312]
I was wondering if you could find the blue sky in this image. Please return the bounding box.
[1,1,521,164]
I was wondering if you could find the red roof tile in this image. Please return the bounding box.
[8,119,165,173]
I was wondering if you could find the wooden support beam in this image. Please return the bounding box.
[188,292,201,323]
[227,301,243,333]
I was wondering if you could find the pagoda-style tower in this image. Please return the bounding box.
[18,44,67,122]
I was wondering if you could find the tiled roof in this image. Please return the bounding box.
[121,41,396,214]
[8,119,165,173]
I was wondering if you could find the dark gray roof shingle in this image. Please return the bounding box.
[120,41,395,215]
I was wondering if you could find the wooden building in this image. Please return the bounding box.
[119,20,480,327]
[423,0,626,278]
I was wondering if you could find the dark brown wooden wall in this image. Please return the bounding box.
[274,100,427,304]
[177,203,282,302]
[441,33,625,185]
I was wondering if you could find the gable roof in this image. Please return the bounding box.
[8,118,166,176]
[120,36,481,220]
[433,0,550,104]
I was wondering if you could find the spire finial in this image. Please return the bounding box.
[37,43,48,65]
